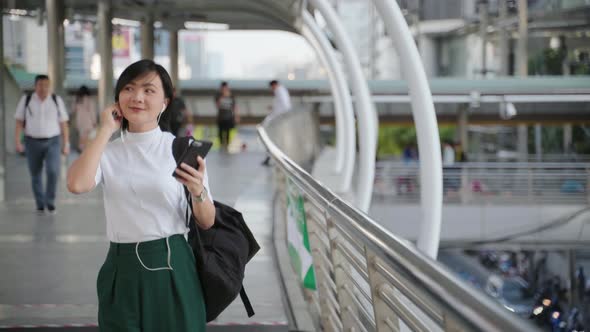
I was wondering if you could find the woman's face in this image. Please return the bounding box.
[118,71,168,132]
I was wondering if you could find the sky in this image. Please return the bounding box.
[202,30,317,78]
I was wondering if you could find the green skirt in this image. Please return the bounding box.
[97,234,206,331]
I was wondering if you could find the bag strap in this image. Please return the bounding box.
[23,93,60,125]
[172,136,192,170]
[240,287,255,317]
[25,93,32,109]
[52,94,62,123]
[24,93,33,123]
[51,94,58,108]
[172,136,205,243]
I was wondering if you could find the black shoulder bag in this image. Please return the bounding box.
[172,136,260,322]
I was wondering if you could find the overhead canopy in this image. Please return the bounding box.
[4,0,300,31]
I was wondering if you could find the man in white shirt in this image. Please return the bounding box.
[442,140,458,195]
[262,80,291,166]
[14,75,70,214]
[442,141,455,166]
[265,80,291,123]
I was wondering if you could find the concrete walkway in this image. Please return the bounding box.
[0,129,288,331]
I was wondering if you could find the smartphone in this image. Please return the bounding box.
[172,139,213,178]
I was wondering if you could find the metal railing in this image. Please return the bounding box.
[258,126,537,331]
[531,0,590,11]
[465,153,590,163]
[374,161,590,205]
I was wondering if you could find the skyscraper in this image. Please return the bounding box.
[180,31,206,79]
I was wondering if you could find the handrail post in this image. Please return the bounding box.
[330,226,357,330]
[528,168,534,203]
[460,164,471,204]
[366,251,400,332]
[306,206,338,331]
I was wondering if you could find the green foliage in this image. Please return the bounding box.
[528,48,567,75]
[377,126,415,157]
[527,126,564,154]
[377,125,455,158]
[572,125,590,154]
[573,62,590,75]
[376,124,590,158]
[439,126,456,143]
[543,48,567,75]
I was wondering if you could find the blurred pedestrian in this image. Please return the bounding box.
[262,80,291,166]
[215,81,238,151]
[442,140,457,193]
[263,80,291,124]
[73,85,97,152]
[14,74,70,214]
[455,141,467,162]
[443,140,455,166]
[402,145,413,164]
[578,266,586,302]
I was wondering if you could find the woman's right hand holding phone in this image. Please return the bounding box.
[99,103,122,135]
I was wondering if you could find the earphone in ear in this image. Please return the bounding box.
[157,103,166,124]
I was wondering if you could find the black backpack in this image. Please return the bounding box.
[172,136,260,322]
[23,93,59,128]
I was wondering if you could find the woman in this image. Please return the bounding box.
[215,81,238,151]
[73,85,97,152]
[67,59,214,331]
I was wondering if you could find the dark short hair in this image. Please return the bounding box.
[35,75,49,83]
[115,59,174,131]
[75,85,91,103]
[220,81,228,88]
[269,80,278,87]
[76,85,91,97]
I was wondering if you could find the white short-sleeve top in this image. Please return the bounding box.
[95,127,213,243]
[14,93,69,138]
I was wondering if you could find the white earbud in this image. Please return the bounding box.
[157,103,166,124]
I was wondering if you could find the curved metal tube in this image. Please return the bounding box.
[370,0,443,258]
[308,0,378,212]
[299,11,355,191]
[299,23,344,173]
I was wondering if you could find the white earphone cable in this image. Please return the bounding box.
[135,236,174,271]
[156,103,166,124]
[124,102,171,272]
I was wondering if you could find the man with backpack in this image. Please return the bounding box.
[14,75,70,215]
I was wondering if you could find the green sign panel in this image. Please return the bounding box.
[286,179,316,290]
